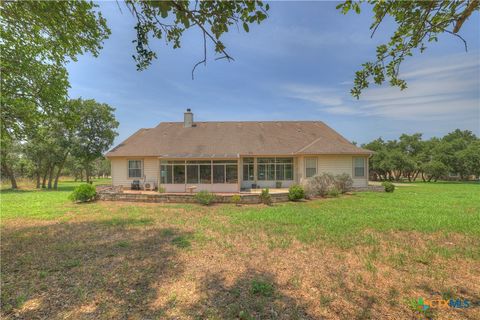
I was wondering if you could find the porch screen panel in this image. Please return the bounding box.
[213,164,225,183]
[226,165,238,183]
[160,164,173,184]
[243,158,254,181]
[173,164,185,184]
[257,158,275,180]
[200,164,211,183]
[187,164,199,183]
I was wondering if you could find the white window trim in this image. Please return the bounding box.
[127,159,143,179]
[305,157,317,178]
[353,157,366,178]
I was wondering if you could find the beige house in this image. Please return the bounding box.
[106,110,373,192]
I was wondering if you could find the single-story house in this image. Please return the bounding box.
[105,109,373,193]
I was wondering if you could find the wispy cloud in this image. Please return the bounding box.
[283,51,479,123]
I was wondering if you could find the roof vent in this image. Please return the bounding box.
[184,109,193,128]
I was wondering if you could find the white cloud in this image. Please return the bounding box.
[283,51,480,123]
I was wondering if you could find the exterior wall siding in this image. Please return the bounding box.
[299,155,368,187]
[110,154,369,190]
[111,157,159,188]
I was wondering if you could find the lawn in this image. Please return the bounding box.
[1,181,479,319]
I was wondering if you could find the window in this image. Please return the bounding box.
[354,157,365,177]
[243,158,254,181]
[305,158,317,178]
[128,160,142,178]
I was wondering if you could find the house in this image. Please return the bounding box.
[105,109,373,192]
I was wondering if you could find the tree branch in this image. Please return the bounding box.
[453,0,479,33]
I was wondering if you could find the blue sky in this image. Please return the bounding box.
[67,1,480,145]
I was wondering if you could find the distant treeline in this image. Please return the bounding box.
[1,98,118,190]
[362,129,480,182]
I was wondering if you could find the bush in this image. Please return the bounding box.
[302,173,354,198]
[260,188,272,205]
[328,187,340,197]
[69,184,97,203]
[334,173,353,193]
[158,186,166,193]
[288,184,305,201]
[231,194,241,206]
[382,181,395,193]
[195,190,216,205]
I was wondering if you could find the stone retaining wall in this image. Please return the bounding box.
[351,186,384,192]
[97,189,289,204]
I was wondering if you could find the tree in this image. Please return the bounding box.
[1,1,110,188]
[70,99,119,183]
[124,0,269,77]
[337,0,480,98]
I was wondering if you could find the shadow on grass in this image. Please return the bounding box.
[186,269,315,319]
[1,220,189,319]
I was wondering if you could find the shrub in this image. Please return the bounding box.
[158,186,166,193]
[231,194,241,206]
[195,190,216,205]
[334,173,353,193]
[288,184,305,201]
[302,173,335,197]
[302,173,354,198]
[382,181,395,193]
[328,187,340,197]
[69,184,97,203]
[260,188,272,205]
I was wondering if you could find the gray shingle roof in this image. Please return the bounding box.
[106,121,372,158]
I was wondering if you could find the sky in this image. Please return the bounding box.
[67,1,480,146]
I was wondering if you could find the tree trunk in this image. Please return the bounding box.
[80,170,84,182]
[53,154,68,190]
[421,172,426,182]
[2,162,17,189]
[86,166,90,183]
[36,171,41,189]
[42,164,48,188]
[413,171,419,182]
[47,166,54,189]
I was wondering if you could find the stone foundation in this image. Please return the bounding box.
[96,186,289,204]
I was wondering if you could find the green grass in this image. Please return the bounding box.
[0,179,111,220]
[220,182,480,246]
[1,180,479,319]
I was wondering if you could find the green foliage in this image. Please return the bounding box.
[328,187,340,197]
[251,279,274,297]
[231,194,242,206]
[382,181,395,193]
[337,0,479,98]
[69,184,97,203]
[260,188,272,205]
[288,185,305,201]
[125,0,269,73]
[195,190,216,206]
[0,0,110,140]
[158,186,166,193]
[363,130,480,182]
